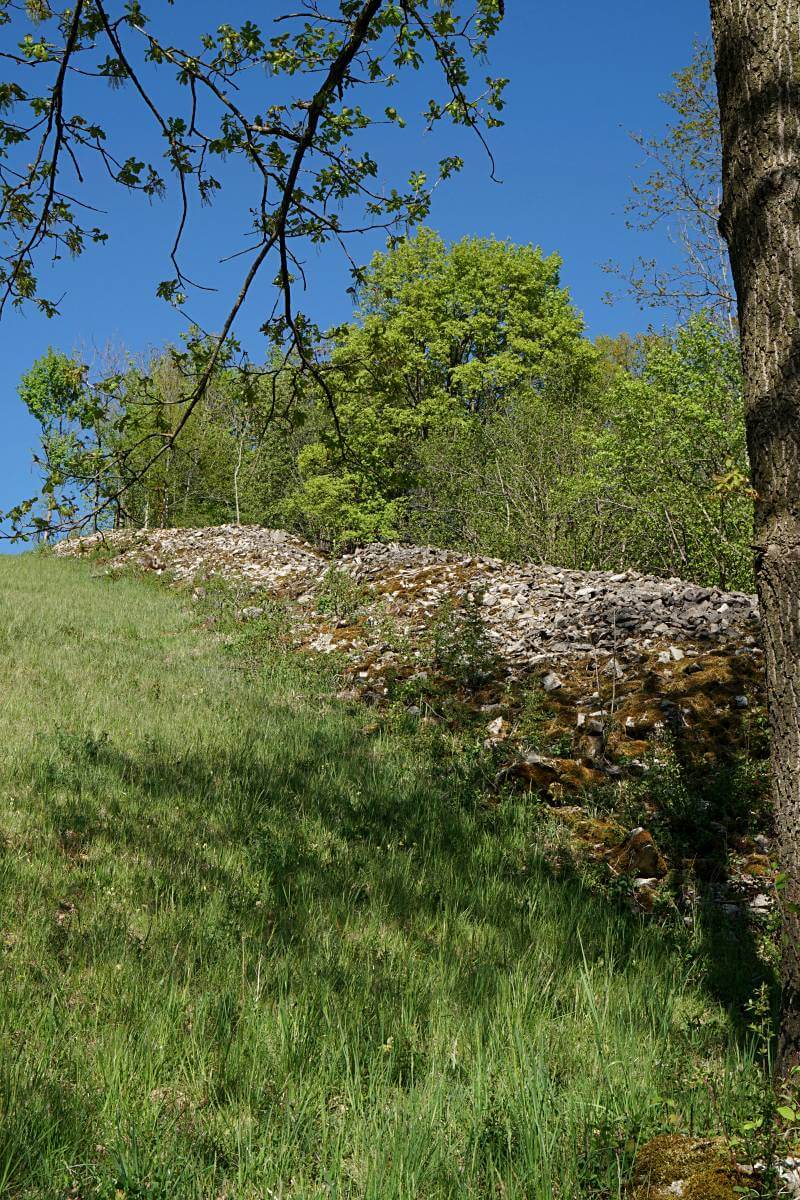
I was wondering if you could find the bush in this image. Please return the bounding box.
[426,592,498,687]
[315,567,370,620]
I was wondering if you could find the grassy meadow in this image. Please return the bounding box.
[0,553,767,1198]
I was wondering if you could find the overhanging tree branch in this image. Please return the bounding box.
[0,0,507,537]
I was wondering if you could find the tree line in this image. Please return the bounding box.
[21,225,753,592]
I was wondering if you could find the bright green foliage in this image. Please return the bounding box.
[283,451,404,545]
[407,311,752,591]
[0,554,764,1197]
[16,349,114,535]
[115,353,254,529]
[91,338,303,531]
[285,228,589,543]
[12,335,309,536]
[350,227,584,407]
[573,313,752,589]
[15,343,250,534]
[405,347,601,563]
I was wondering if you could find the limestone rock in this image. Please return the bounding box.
[484,716,510,745]
[55,526,760,682]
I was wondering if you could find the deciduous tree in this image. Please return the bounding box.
[0,0,506,529]
[17,347,114,533]
[710,0,800,1075]
[610,42,737,331]
[284,227,587,542]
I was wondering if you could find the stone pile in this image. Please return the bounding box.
[336,543,760,668]
[57,525,761,678]
[57,524,762,682]
[56,525,325,594]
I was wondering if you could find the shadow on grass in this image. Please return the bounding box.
[36,702,774,1035]
[0,693,775,1200]
[640,745,777,1039]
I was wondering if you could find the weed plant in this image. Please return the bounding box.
[426,593,497,688]
[315,568,370,621]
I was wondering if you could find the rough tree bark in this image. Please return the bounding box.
[710,0,800,1074]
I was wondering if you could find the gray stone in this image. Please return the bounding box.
[238,606,265,620]
[56,525,761,692]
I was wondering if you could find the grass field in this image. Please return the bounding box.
[0,553,767,1198]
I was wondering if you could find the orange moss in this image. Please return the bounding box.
[608,828,667,878]
[507,756,607,797]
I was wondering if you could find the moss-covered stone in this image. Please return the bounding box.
[682,1164,757,1199]
[550,806,624,850]
[630,1135,758,1199]
[609,828,668,878]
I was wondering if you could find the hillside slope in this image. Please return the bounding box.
[57,527,773,911]
[0,552,764,1199]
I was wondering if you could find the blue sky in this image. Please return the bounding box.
[0,0,711,526]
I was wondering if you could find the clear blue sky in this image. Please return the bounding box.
[0,0,711,526]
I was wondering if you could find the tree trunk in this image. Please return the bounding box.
[234,434,244,526]
[710,0,800,1074]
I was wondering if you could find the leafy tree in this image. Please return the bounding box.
[113,353,240,529]
[572,313,751,589]
[284,227,589,542]
[17,348,115,535]
[110,341,294,529]
[406,312,751,589]
[404,340,600,563]
[610,42,736,332]
[0,0,506,532]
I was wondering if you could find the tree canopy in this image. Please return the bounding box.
[284,227,589,542]
[0,0,506,529]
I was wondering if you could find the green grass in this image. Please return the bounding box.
[0,554,766,1199]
